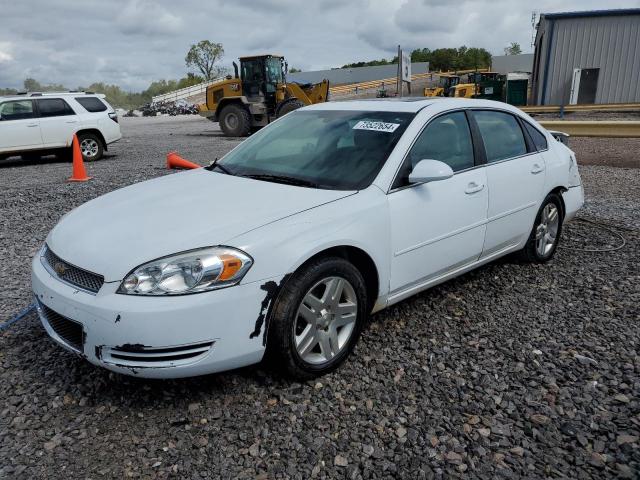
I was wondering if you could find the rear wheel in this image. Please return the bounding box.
[268,257,368,379]
[219,104,251,137]
[520,193,563,263]
[78,133,103,161]
[276,99,304,118]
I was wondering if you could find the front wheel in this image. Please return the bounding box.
[520,193,563,263]
[219,104,251,137]
[268,257,368,379]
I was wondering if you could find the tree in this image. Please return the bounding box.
[504,42,522,55]
[289,67,301,73]
[185,41,224,80]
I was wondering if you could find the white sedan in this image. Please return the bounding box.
[32,98,584,379]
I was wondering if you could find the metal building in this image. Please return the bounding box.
[531,9,640,105]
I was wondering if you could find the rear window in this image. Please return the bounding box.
[472,110,527,163]
[522,121,548,151]
[75,96,108,112]
[37,98,76,117]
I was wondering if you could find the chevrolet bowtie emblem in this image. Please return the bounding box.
[54,261,67,276]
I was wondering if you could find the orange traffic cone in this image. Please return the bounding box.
[68,134,91,182]
[166,151,200,170]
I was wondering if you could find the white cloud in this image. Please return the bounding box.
[0,0,638,90]
[116,0,184,35]
[0,42,13,63]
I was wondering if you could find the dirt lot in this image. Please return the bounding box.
[0,116,638,479]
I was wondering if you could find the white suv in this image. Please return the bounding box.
[0,92,122,162]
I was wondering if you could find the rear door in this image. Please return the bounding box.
[0,100,42,151]
[36,98,80,147]
[470,110,546,258]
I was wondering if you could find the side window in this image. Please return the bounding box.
[75,96,107,112]
[0,100,35,120]
[394,111,474,188]
[522,121,548,151]
[473,110,527,162]
[36,98,75,118]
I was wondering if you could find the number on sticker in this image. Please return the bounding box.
[353,121,400,133]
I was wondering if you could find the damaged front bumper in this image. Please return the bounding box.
[32,253,283,379]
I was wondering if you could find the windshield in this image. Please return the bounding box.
[215,110,415,190]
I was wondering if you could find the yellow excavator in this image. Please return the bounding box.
[198,54,329,136]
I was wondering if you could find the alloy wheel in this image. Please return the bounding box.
[536,203,559,257]
[80,138,99,159]
[293,276,358,365]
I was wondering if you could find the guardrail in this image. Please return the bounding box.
[330,72,433,96]
[522,103,640,114]
[538,120,640,137]
[151,77,225,104]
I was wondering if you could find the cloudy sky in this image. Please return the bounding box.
[1,0,638,91]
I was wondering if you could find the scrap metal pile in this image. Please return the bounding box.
[138,99,199,117]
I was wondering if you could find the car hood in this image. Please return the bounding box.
[47,169,354,281]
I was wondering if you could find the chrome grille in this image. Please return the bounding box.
[42,246,104,293]
[39,303,84,352]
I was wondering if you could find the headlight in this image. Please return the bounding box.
[117,247,253,296]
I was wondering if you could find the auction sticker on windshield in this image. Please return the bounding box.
[353,120,400,133]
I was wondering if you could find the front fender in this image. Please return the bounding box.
[230,187,391,305]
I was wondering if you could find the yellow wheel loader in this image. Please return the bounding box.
[423,74,460,97]
[198,54,329,137]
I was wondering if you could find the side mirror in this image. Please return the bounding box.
[408,159,454,184]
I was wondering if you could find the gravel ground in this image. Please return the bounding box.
[1,116,638,479]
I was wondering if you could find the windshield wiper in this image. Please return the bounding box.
[241,173,321,189]
[205,157,233,175]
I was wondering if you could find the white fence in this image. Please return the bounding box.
[151,77,225,104]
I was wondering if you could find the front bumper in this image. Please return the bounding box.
[32,251,281,378]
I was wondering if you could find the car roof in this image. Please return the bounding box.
[305,97,523,114]
[0,92,105,101]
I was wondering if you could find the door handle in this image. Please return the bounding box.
[26,124,39,127]
[531,163,545,174]
[465,182,485,194]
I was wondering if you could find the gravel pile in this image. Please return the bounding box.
[1,117,638,479]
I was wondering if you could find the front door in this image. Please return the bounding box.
[36,98,80,148]
[0,100,42,151]
[388,111,488,297]
[470,110,546,258]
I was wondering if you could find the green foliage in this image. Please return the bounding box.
[185,40,224,80]
[342,46,493,72]
[341,58,395,68]
[289,67,302,73]
[504,42,522,55]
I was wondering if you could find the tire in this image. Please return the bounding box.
[276,99,304,118]
[267,257,368,380]
[520,193,563,263]
[219,104,251,137]
[77,133,103,161]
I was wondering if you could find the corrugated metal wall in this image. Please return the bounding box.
[534,14,640,104]
[287,62,429,86]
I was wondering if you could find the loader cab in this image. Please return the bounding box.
[240,55,285,114]
[440,75,460,97]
